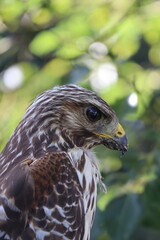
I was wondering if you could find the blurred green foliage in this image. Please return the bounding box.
[0,0,160,239]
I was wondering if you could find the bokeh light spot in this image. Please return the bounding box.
[90,63,118,91]
[3,66,23,90]
[89,42,108,59]
[127,93,138,107]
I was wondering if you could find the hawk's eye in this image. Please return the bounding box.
[86,106,102,122]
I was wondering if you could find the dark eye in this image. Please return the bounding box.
[86,106,102,122]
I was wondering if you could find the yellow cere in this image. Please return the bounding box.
[93,123,125,139]
[116,123,125,137]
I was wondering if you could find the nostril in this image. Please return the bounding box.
[118,131,122,136]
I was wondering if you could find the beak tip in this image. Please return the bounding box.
[123,144,128,153]
[113,134,128,153]
[120,135,128,146]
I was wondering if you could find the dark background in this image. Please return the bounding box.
[0,0,160,239]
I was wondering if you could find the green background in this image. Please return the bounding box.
[0,0,160,239]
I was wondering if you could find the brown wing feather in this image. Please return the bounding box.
[0,152,85,240]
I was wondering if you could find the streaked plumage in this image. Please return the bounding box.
[0,84,128,240]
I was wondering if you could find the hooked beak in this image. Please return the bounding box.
[93,123,128,154]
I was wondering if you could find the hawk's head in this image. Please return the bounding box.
[21,84,128,154]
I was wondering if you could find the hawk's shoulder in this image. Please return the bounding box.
[0,152,85,239]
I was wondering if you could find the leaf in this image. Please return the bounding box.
[105,194,141,240]
[93,194,141,240]
[29,31,59,56]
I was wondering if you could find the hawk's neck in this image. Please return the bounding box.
[0,120,79,177]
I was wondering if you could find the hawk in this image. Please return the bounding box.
[0,84,128,240]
